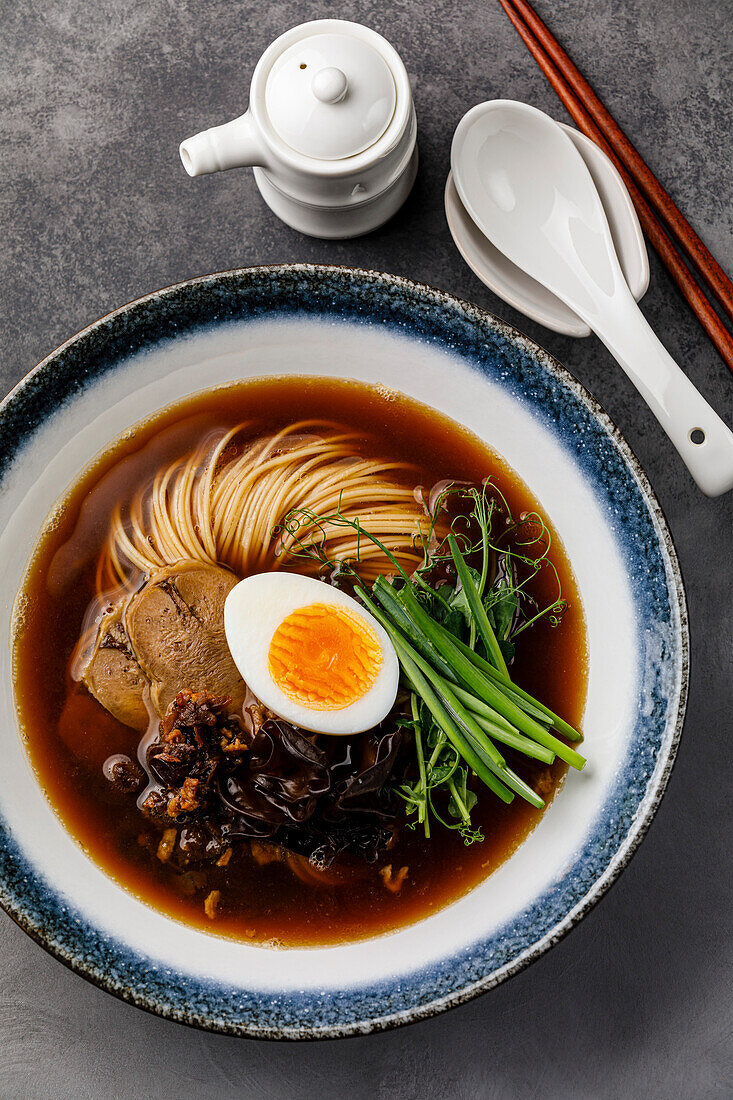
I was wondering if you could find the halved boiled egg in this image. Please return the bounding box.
[224,573,399,735]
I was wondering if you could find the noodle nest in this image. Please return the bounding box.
[97,420,437,592]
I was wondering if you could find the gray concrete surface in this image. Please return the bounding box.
[1,1,732,1096]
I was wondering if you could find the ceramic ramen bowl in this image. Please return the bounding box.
[0,265,687,1038]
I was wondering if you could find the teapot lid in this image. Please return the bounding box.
[264,31,397,161]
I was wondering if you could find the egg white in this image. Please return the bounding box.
[224,572,400,735]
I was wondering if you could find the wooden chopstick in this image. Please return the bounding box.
[505,0,733,323]
[498,0,733,375]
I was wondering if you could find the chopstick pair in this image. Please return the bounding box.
[497,0,733,375]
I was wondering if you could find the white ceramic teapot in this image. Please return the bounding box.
[180,20,417,239]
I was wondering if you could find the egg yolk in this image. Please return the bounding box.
[268,603,383,711]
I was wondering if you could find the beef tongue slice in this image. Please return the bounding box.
[125,562,246,717]
[82,603,149,731]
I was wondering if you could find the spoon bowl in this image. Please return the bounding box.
[444,121,649,336]
[453,101,616,315]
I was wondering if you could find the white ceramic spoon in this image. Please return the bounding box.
[451,100,733,497]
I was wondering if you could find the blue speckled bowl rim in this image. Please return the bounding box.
[0,264,688,1040]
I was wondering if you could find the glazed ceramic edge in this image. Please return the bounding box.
[0,264,688,1039]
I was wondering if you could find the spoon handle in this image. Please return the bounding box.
[589,287,733,496]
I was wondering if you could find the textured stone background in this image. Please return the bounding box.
[1,1,731,1096]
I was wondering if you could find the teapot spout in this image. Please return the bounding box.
[179,111,267,176]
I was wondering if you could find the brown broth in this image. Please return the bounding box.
[13,377,587,946]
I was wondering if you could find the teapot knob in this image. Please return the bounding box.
[312,67,348,104]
